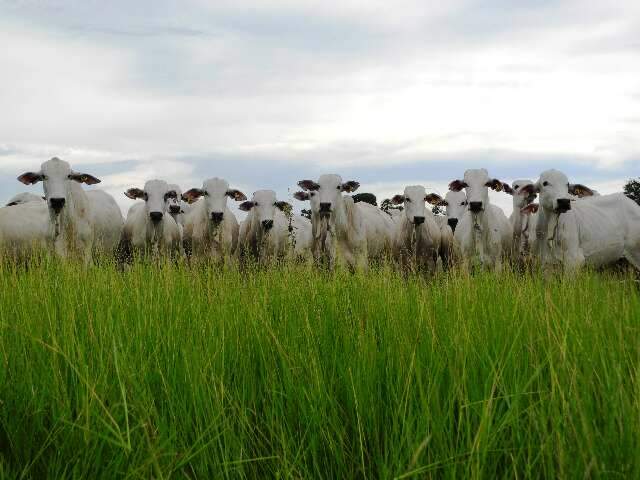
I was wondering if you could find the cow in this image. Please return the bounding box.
[5,193,44,206]
[295,175,368,271]
[166,184,190,227]
[0,199,50,260]
[182,178,246,262]
[520,169,640,271]
[118,180,182,261]
[437,190,468,234]
[237,190,311,264]
[502,180,539,258]
[17,157,123,262]
[389,186,447,272]
[448,169,512,271]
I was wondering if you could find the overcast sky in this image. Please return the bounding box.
[1,0,638,215]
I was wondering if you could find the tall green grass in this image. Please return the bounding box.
[0,260,638,478]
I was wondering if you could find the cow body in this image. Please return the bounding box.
[0,200,50,259]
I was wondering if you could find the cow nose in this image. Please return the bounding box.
[210,211,224,224]
[49,197,65,213]
[556,198,571,213]
[448,218,458,232]
[413,216,425,225]
[149,211,163,223]
[469,201,483,213]
[319,202,331,213]
[262,220,274,231]
[169,205,181,214]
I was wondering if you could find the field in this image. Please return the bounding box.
[0,260,638,479]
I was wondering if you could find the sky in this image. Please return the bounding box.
[0,0,638,216]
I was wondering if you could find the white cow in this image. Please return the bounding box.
[182,178,246,261]
[17,157,123,262]
[166,184,191,227]
[438,190,468,234]
[238,190,310,264]
[5,193,44,206]
[503,180,539,257]
[296,175,368,271]
[389,186,444,272]
[118,180,182,261]
[520,169,640,271]
[0,200,50,259]
[449,169,512,271]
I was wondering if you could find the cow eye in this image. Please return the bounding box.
[461,201,466,206]
[542,181,549,187]
[254,202,259,206]
[336,186,341,190]
[310,192,316,197]
[405,198,411,203]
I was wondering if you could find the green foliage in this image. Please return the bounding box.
[624,178,640,205]
[0,260,638,478]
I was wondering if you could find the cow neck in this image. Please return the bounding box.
[51,182,85,249]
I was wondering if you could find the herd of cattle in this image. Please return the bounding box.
[1,157,639,273]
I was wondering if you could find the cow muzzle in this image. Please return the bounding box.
[469,201,483,213]
[149,211,163,223]
[169,205,181,215]
[556,198,571,213]
[262,220,274,231]
[210,211,224,224]
[448,218,458,232]
[319,202,331,214]
[49,197,65,214]
[413,216,425,226]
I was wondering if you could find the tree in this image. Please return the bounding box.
[624,178,640,206]
[380,198,403,213]
[431,204,445,216]
[352,192,377,206]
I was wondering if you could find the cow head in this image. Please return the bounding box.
[449,169,504,214]
[506,179,537,211]
[391,185,440,226]
[125,179,177,224]
[297,174,359,218]
[525,169,575,214]
[18,157,100,217]
[441,190,467,232]
[239,190,291,231]
[165,184,184,218]
[183,178,246,225]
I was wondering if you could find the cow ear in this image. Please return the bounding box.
[124,188,145,200]
[521,203,539,214]
[341,181,360,193]
[519,184,538,196]
[17,172,44,185]
[183,188,204,203]
[502,183,514,195]
[298,180,320,191]
[391,194,405,205]
[448,180,467,192]
[69,172,101,185]
[425,193,443,205]
[275,201,292,212]
[485,179,504,191]
[569,184,594,197]
[293,191,310,201]
[227,189,247,201]
[238,201,255,211]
